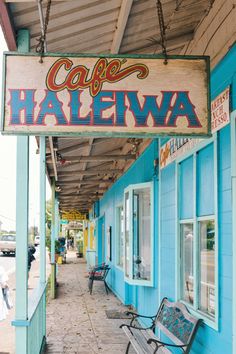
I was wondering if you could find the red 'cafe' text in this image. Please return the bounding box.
[46,57,149,97]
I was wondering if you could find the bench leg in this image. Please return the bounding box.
[89,279,94,295]
[104,281,109,295]
[125,341,131,354]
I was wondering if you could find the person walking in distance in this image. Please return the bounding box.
[28,246,36,273]
[0,266,9,321]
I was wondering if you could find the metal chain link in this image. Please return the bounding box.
[156,0,168,64]
[36,0,52,62]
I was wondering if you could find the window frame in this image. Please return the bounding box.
[124,181,154,287]
[176,135,219,330]
[115,204,124,270]
[179,219,194,306]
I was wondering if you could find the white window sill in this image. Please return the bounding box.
[180,300,218,331]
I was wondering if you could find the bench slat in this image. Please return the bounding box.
[122,326,170,354]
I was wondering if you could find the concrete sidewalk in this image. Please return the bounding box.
[45,252,135,354]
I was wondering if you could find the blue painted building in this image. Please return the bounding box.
[91,44,236,354]
[1,1,235,353]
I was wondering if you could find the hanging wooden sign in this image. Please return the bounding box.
[1,53,210,137]
[61,210,87,221]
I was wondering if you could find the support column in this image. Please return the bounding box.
[40,136,46,284]
[14,29,30,354]
[39,136,46,340]
[50,178,56,299]
[55,193,59,240]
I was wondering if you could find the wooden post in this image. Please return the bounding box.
[50,178,56,299]
[39,136,46,339]
[14,28,30,354]
[40,136,46,284]
[55,193,59,240]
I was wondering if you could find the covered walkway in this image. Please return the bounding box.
[45,252,134,354]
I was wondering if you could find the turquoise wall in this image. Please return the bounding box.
[94,44,236,353]
[99,140,159,317]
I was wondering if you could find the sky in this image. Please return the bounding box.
[0,28,51,232]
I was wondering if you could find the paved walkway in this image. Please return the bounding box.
[45,252,134,354]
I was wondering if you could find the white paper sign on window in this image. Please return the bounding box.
[211,87,230,133]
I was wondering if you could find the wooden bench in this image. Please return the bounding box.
[120,297,202,353]
[88,263,110,295]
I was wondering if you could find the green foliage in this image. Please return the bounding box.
[76,239,83,253]
[46,199,52,230]
[46,237,61,254]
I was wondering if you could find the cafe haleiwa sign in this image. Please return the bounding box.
[1,53,210,137]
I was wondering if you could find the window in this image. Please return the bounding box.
[124,182,153,286]
[181,223,194,305]
[1,235,16,241]
[199,220,215,317]
[125,192,130,277]
[116,206,124,268]
[178,142,218,326]
[180,218,215,320]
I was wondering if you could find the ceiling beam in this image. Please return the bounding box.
[57,179,111,185]
[58,141,89,154]
[49,137,58,181]
[4,0,69,2]
[47,154,136,163]
[0,0,17,50]
[53,168,122,177]
[111,0,134,54]
[60,192,103,197]
[60,184,106,190]
[60,197,102,202]
[56,160,114,171]
[60,187,107,193]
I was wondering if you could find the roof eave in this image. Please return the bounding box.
[0,0,17,50]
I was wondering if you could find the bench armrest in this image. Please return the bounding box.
[125,311,156,327]
[120,323,153,331]
[89,264,110,275]
[126,311,156,319]
[147,338,186,353]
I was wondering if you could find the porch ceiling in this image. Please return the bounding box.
[45,136,150,213]
[2,0,214,214]
[4,0,213,55]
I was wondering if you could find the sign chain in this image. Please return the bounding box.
[36,0,52,62]
[156,0,168,64]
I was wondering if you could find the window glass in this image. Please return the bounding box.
[179,157,193,219]
[124,192,130,277]
[117,206,124,267]
[132,187,151,281]
[181,223,194,305]
[199,220,215,318]
[2,235,15,241]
